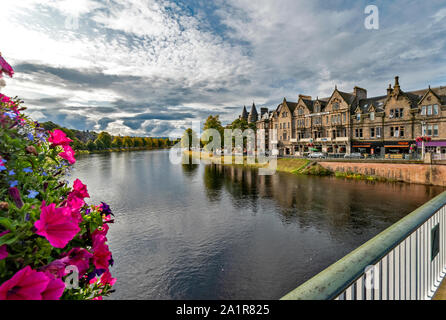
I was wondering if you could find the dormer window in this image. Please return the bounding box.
[333,102,339,111]
[370,112,375,121]
[356,113,361,121]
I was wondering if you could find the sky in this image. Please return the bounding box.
[1,0,446,137]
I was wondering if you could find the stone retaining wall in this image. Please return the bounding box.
[318,161,446,186]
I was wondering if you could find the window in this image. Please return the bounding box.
[326,116,329,124]
[427,105,432,116]
[400,126,405,137]
[356,113,361,121]
[343,113,346,122]
[434,105,439,115]
[421,106,427,115]
[333,102,339,111]
[370,127,375,138]
[370,112,375,121]
[434,124,439,136]
[355,128,363,138]
[376,127,382,138]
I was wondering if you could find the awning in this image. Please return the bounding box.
[353,145,371,148]
[416,141,446,147]
[385,145,409,148]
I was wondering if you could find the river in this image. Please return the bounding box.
[71,150,444,299]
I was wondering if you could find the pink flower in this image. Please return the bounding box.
[70,179,89,200]
[0,266,50,300]
[92,224,109,245]
[34,202,80,248]
[0,94,11,104]
[59,145,76,165]
[65,248,93,276]
[66,196,84,223]
[92,296,103,300]
[0,56,14,78]
[43,258,69,278]
[92,242,111,270]
[48,129,72,147]
[41,273,65,300]
[0,245,8,260]
[99,270,116,286]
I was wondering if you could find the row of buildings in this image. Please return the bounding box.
[239,77,446,157]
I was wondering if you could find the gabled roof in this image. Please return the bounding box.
[418,87,444,105]
[301,99,314,112]
[357,95,387,113]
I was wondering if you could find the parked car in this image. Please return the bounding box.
[308,152,326,159]
[344,152,362,159]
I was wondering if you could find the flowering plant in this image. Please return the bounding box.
[0,94,115,300]
[416,136,432,143]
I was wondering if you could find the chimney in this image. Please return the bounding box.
[387,84,392,97]
[299,94,312,100]
[353,86,367,100]
[393,76,401,95]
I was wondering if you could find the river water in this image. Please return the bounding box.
[71,150,444,299]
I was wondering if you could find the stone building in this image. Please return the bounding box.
[248,77,446,157]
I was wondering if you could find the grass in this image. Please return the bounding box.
[187,151,399,183]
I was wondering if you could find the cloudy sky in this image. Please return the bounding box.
[1,0,446,137]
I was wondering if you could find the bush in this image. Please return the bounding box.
[0,94,115,300]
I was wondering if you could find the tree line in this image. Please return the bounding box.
[41,121,176,152]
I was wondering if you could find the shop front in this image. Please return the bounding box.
[416,140,446,155]
[352,141,384,156]
[384,141,411,154]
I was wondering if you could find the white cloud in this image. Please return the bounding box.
[1,0,446,136]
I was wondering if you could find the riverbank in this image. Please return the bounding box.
[77,146,171,155]
[187,151,446,186]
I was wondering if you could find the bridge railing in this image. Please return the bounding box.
[281,191,446,300]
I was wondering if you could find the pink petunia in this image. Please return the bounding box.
[41,273,65,300]
[34,202,80,248]
[59,145,76,165]
[66,196,84,223]
[0,56,14,78]
[92,242,111,270]
[92,224,109,245]
[70,179,89,200]
[43,258,69,278]
[0,266,50,300]
[0,245,7,260]
[48,129,72,147]
[99,270,116,287]
[65,248,93,276]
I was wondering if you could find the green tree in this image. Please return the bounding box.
[97,131,113,149]
[181,128,199,151]
[144,137,153,149]
[123,136,133,148]
[202,115,224,150]
[112,136,123,148]
[86,140,96,151]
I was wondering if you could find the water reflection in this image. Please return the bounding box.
[72,151,445,300]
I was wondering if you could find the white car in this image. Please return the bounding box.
[344,152,362,159]
[308,152,325,158]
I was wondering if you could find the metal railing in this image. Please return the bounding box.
[281,191,446,300]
